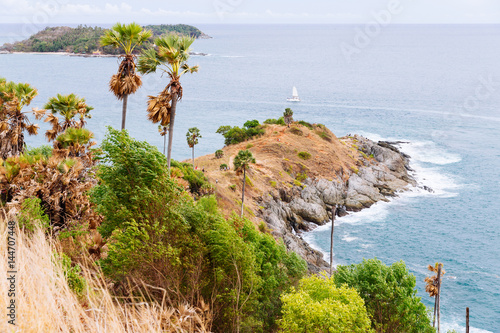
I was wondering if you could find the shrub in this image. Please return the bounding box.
[269,180,277,188]
[297,151,311,160]
[228,184,236,191]
[215,149,224,159]
[246,143,253,149]
[220,163,228,170]
[17,197,50,232]
[263,117,285,125]
[216,123,265,146]
[334,258,434,333]
[297,120,313,129]
[245,175,253,187]
[279,274,373,332]
[56,252,86,297]
[243,119,259,128]
[316,130,332,142]
[24,145,53,158]
[296,172,307,182]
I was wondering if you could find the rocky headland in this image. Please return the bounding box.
[192,123,421,272]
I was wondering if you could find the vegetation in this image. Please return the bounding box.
[90,129,307,332]
[334,258,434,333]
[158,125,168,154]
[233,150,256,218]
[297,120,313,129]
[100,23,152,130]
[215,149,224,159]
[216,120,265,146]
[17,197,50,232]
[186,127,201,169]
[263,117,286,125]
[138,34,199,171]
[0,79,43,158]
[284,108,294,127]
[298,151,311,160]
[279,274,374,332]
[1,24,207,54]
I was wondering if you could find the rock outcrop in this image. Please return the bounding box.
[258,135,416,273]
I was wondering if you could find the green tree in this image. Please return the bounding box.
[100,22,152,130]
[284,108,293,127]
[43,93,93,142]
[138,34,199,172]
[0,79,42,157]
[215,149,224,159]
[279,273,374,332]
[334,258,434,333]
[233,150,255,218]
[186,127,201,169]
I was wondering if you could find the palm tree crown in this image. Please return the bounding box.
[137,34,199,172]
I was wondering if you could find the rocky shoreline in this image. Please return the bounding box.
[258,135,424,273]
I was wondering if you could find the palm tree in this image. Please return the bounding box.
[100,22,152,130]
[137,34,199,172]
[158,125,168,155]
[284,108,293,127]
[186,127,201,169]
[0,80,43,158]
[43,93,93,142]
[233,150,256,218]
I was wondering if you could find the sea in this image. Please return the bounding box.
[1,23,499,332]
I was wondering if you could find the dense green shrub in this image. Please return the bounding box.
[279,274,373,332]
[334,258,434,333]
[216,121,265,146]
[91,128,307,332]
[55,252,86,297]
[24,145,53,159]
[17,197,50,232]
[171,160,214,196]
[297,151,311,160]
[264,117,286,125]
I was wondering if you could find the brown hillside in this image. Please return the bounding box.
[190,123,367,223]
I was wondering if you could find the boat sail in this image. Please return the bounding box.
[287,86,300,102]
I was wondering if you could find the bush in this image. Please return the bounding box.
[279,274,373,332]
[297,120,313,129]
[297,151,311,160]
[24,145,53,158]
[216,122,265,146]
[334,258,434,333]
[215,149,224,159]
[246,143,253,149]
[316,130,332,142]
[264,117,285,125]
[17,197,50,232]
[220,163,228,170]
[243,119,259,128]
[56,252,86,297]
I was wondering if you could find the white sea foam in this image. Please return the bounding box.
[342,235,359,242]
[442,320,493,333]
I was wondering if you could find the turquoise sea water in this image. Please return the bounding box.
[1,24,499,332]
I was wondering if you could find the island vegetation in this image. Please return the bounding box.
[0,23,209,54]
[0,23,455,332]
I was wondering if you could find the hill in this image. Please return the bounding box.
[0,24,210,54]
[191,121,418,271]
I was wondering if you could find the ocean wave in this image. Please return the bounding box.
[442,320,494,333]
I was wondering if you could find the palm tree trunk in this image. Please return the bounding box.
[167,93,178,173]
[121,94,128,130]
[192,146,195,170]
[240,168,246,218]
[163,134,166,155]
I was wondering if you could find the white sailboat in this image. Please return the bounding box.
[287,86,300,102]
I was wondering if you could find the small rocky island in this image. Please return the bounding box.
[193,123,422,272]
[0,24,210,55]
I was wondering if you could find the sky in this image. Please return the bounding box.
[0,0,499,25]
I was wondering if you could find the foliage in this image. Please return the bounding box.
[24,145,53,158]
[56,252,86,297]
[279,274,374,333]
[296,172,307,182]
[297,151,311,160]
[171,160,214,196]
[0,79,43,158]
[334,258,434,333]
[220,163,228,170]
[284,108,294,126]
[186,127,201,148]
[1,24,205,54]
[17,197,50,232]
[216,120,265,146]
[215,149,224,159]
[263,117,286,125]
[234,150,256,172]
[297,120,313,129]
[90,131,307,332]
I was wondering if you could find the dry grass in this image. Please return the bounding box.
[0,216,212,333]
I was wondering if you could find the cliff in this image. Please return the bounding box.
[193,123,419,272]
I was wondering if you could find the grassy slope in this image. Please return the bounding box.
[190,123,366,223]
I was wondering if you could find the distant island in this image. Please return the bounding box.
[0,24,211,55]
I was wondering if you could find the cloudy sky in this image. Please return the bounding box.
[1,0,499,24]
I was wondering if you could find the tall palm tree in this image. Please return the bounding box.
[186,127,201,169]
[137,34,199,172]
[43,93,93,142]
[158,125,168,155]
[100,22,152,130]
[0,80,43,158]
[284,108,293,127]
[233,150,256,218]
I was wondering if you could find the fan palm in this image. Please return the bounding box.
[0,80,43,158]
[158,125,168,155]
[186,127,201,169]
[233,150,256,217]
[138,34,199,172]
[100,22,152,130]
[43,93,93,142]
[284,108,293,127]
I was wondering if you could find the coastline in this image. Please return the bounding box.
[0,51,208,57]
